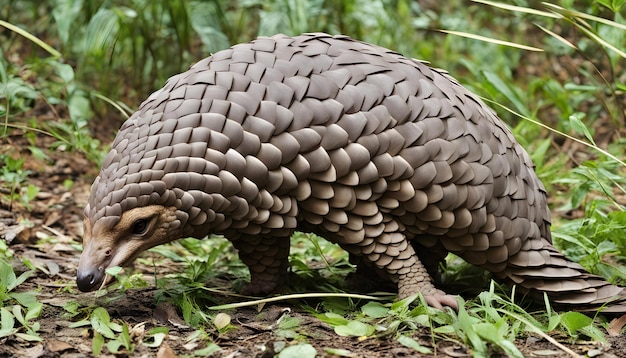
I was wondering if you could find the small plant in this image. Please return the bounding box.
[102,266,149,292]
[0,155,30,208]
[69,306,170,355]
[0,258,42,342]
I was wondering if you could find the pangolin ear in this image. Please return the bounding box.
[82,216,92,245]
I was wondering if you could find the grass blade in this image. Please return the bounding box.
[438,30,543,52]
[0,20,61,58]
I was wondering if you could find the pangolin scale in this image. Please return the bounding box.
[76,33,626,312]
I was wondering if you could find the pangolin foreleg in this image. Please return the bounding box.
[231,234,292,295]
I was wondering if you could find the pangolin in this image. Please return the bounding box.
[76,33,626,312]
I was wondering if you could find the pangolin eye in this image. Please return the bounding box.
[131,219,148,235]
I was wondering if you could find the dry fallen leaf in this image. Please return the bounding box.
[157,342,178,358]
[607,313,626,336]
[47,339,73,353]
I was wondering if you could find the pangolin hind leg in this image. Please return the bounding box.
[337,229,458,310]
[230,235,292,295]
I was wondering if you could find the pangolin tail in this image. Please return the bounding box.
[501,237,626,313]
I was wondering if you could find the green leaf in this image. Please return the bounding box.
[193,343,221,356]
[10,292,39,309]
[12,305,25,325]
[560,312,593,336]
[118,322,132,351]
[55,63,75,84]
[316,312,349,326]
[568,113,596,145]
[143,327,168,348]
[105,266,123,276]
[0,307,15,338]
[361,301,389,318]
[25,302,43,321]
[63,301,81,316]
[7,269,34,291]
[69,318,92,328]
[497,339,525,358]
[334,321,375,337]
[433,325,456,334]
[277,343,317,358]
[397,334,432,354]
[107,338,122,353]
[546,315,561,331]
[473,322,500,341]
[91,307,116,339]
[15,332,42,341]
[92,332,104,356]
[68,94,91,123]
[0,260,17,290]
[390,294,417,311]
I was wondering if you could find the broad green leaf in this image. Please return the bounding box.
[69,320,91,329]
[580,324,607,343]
[144,327,168,348]
[0,308,15,337]
[397,334,432,354]
[547,315,561,331]
[11,292,39,309]
[12,305,25,325]
[15,332,42,341]
[278,343,317,358]
[105,266,123,276]
[361,301,389,318]
[0,260,17,289]
[68,94,91,123]
[497,339,524,358]
[193,343,221,356]
[92,332,104,356]
[560,312,593,335]
[474,322,500,341]
[334,321,375,337]
[55,63,75,84]
[317,312,349,326]
[91,308,116,339]
[25,302,43,321]
[390,294,417,311]
[107,339,122,353]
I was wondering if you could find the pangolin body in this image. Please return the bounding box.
[77,33,626,312]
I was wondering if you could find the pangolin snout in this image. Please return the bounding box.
[76,266,105,292]
[76,240,110,292]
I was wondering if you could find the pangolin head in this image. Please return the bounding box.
[76,88,227,291]
[76,204,182,292]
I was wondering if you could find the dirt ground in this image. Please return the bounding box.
[2,131,626,357]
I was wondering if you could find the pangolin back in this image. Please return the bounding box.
[79,33,626,312]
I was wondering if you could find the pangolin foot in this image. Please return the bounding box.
[240,280,279,296]
[423,291,459,311]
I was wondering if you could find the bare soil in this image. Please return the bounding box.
[2,129,626,357]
